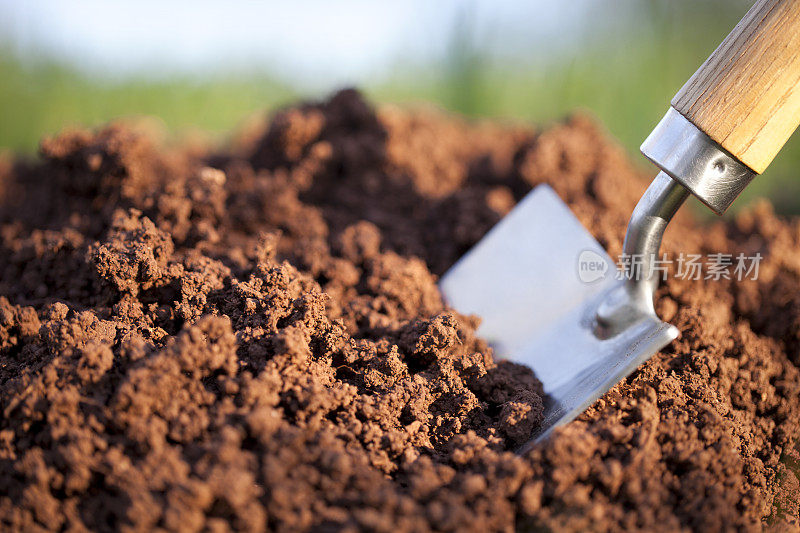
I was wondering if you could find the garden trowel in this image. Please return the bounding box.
[440,0,800,451]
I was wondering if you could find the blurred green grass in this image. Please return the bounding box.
[1,0,799,213]
[0,53,298,153]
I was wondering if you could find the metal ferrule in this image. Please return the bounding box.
[641,107,756,215]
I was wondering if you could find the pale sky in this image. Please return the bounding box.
[0,0,597,87]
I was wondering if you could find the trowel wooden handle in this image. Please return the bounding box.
[672,0,800,174]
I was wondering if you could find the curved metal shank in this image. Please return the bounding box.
[596,172,688,332]
[599,106,757,332]
[622,172,689,312]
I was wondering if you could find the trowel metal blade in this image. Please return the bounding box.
[439,185,678,450]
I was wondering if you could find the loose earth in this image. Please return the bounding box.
[0,89,798,531]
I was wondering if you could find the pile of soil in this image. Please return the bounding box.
[0,89,798,531]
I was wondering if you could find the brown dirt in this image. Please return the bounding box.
[0,88,798,531]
